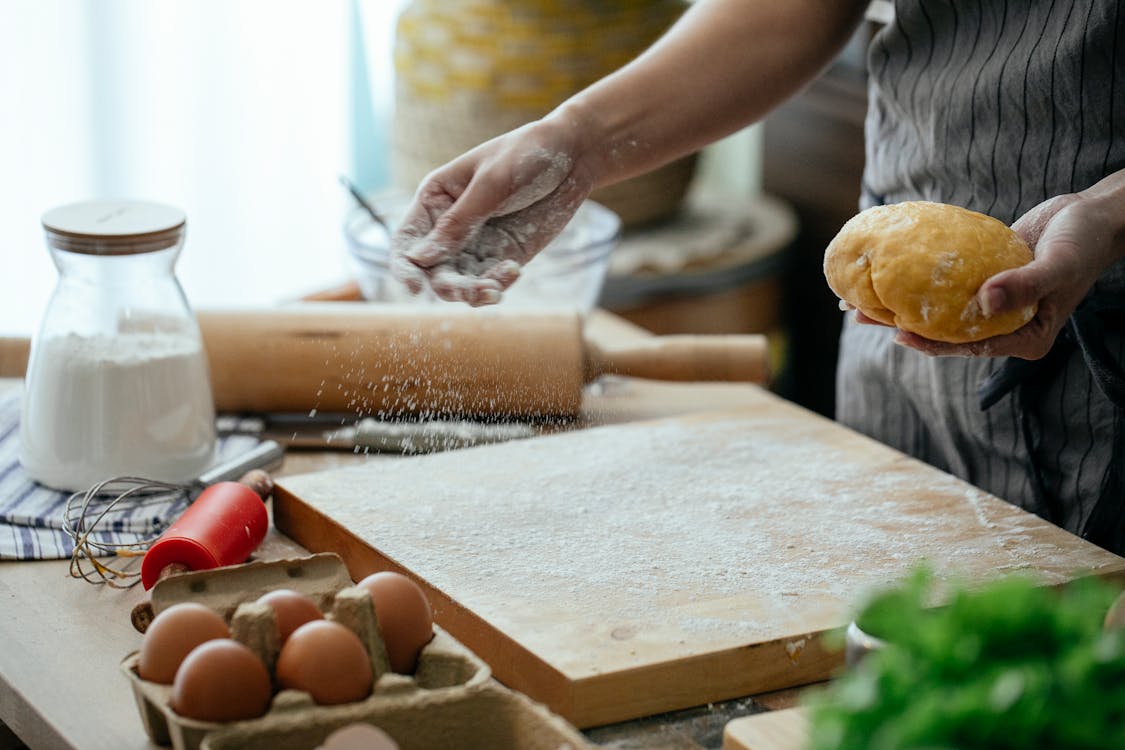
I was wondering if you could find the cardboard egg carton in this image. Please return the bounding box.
[121,553,593,750]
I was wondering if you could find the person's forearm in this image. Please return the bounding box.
[552,0,868,188]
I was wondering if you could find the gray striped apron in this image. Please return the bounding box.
[838,0,1125,552]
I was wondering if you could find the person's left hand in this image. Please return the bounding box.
[887,193,1118,359]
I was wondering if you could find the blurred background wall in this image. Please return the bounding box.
[1,1,386,335]
[0,1,863,415]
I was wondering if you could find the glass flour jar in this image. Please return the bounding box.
[20,201,216,491]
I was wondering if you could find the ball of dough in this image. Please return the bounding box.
[823,201,1037,343]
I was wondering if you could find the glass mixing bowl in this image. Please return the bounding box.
[344,196,621,312]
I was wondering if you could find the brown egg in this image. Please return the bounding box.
[170,639,272,722]
[318,723,400,750]
[256,589,324,642]
[275,620,373,705]
[138,602,230,684]
[356,571,434,674]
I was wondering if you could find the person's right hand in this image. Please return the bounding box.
[390,114,597,306]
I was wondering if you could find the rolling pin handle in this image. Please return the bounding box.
[585,335,771,386]
[0,336,30,379]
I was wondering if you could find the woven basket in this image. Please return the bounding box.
[392,0,692,227]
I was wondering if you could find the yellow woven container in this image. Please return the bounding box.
[392,0,692,227]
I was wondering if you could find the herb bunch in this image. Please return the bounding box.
[806,570,1125,750]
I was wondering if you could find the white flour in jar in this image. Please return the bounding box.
[19,332,215,491]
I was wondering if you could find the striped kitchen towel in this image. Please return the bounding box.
[0,390,260,561]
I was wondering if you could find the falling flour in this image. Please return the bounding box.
[20,332,215,491]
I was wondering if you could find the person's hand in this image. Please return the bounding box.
[877,193,1121,359]
[390,116,596,306]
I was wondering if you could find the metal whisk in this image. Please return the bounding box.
[62,440,284,588]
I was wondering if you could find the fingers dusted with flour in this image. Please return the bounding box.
[392,0,869,306]
[391,121,594,305]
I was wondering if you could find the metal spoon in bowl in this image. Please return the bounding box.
[338,175,390,234]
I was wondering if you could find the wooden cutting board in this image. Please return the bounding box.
[273,387,1125,728]
[723,708,808,750]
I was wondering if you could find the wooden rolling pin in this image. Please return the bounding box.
[0,337,29,379]
[1,303,769,416]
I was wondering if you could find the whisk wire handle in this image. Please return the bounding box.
[64,477,186,588]
[197,440,284,486]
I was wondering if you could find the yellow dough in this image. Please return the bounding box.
[823,201,1037,343]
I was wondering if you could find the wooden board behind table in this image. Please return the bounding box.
[273,387,1125,728]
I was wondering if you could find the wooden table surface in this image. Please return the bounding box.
[0,312,790,750]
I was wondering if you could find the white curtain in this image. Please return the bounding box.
[0,1,406,336]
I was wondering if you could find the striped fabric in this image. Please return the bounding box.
[862,0,1125,231]
[838,1,1125,552]
[0,390,260,561]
